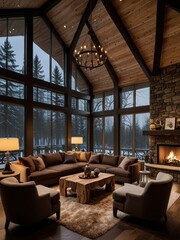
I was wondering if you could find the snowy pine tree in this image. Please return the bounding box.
[33,54,45,80]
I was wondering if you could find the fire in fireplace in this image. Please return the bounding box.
[157,144,180,166]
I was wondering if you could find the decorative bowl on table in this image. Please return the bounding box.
[93,168,100,177]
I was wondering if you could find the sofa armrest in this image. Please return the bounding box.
[127,161,141,183]
[11,160,30,182]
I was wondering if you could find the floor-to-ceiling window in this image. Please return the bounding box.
[120,84,150,159]
[93,91,114,154]
[0,79,25,168]
[0,14,90,169]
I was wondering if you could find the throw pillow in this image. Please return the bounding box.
[118,156,132,170]
[88,154,100,164]
[64,153,77,163]
[19,155,36,173]
[33,156,46,171]
[102,154,119,167]
[42,152,63,167]
[78,152,88,162]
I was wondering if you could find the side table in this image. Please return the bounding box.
[139,170,150,187]
[0,171,20,182]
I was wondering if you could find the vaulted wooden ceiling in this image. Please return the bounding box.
[1,0,180,93]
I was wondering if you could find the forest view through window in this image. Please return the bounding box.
[120,85,150,159]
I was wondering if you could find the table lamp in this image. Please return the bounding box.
[71,137,83,151]
[0,138,19,174]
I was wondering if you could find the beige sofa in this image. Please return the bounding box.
[11,151,142,186]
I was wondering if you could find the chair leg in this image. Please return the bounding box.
[113,207,117,218]
[5,219,10,230]
[56,211,60,220]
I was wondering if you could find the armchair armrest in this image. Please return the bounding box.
[127,161,141,183]
[35,193,52,219]
[11,161,30,182]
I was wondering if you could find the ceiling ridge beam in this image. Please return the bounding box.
[69,0,98,57]
[101,0,152,81]
[153,0,165,75]
[86,21,119,87]
[41,0,62,14]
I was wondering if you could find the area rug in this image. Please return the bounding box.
[59,188,119,239]
[56,185,179,239]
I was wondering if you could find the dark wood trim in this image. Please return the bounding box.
[153,0,165,75]
[0,96,25,105]
[101,0,152,81]
[0,69,26,82]
[114,86,120,155]
[69,0,98,57]
[86,21,119,87]
[0,8,40,17]
[25,15,34,156]
[118,106,150,115]
[143,130,180,136]
[41,0,62,14]
[165,0,180,12]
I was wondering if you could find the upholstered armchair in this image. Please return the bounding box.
[113,172,173,222]
[0,177,60,229]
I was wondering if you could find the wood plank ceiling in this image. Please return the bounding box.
[1,0,180,93]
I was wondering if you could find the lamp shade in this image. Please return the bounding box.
[71,137,83,144]
[0,138,19,151]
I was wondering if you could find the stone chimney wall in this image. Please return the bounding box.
[149,63,180,163]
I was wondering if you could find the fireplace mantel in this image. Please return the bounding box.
[143,130,180,136]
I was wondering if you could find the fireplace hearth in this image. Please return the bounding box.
[157,144,180,166]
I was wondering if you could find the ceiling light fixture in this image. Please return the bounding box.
[74,4,107,70]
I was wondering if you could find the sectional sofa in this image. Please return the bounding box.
[11,151,142,186]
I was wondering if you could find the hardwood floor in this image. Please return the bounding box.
[0,183,179,240]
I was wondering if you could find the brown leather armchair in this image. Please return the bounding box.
[113,172,173,222]
[0,176,60,229]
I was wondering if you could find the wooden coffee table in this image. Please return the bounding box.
[59,172,115,204]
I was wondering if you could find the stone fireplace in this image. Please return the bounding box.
[157,144,180,166]
[144,63,180,182]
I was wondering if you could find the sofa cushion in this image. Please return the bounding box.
[88,154,100,164]
[64,153,77,163]
[106,167,130,178]
[118,157,138,170]
[113,183,144,202]
[33,157,46,171]
[102,154,119,167]
[88,163,112,173]
[42,152,63,167]
[19,155,36,173]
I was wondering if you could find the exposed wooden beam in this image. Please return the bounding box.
[101,0,152,81]
[165,0,180,12]
[153,0,165,75]
[41,0,62,14]
[69,0,98,57]
[86,21,119,87]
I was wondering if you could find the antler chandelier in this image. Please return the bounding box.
[74,6,107,70]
